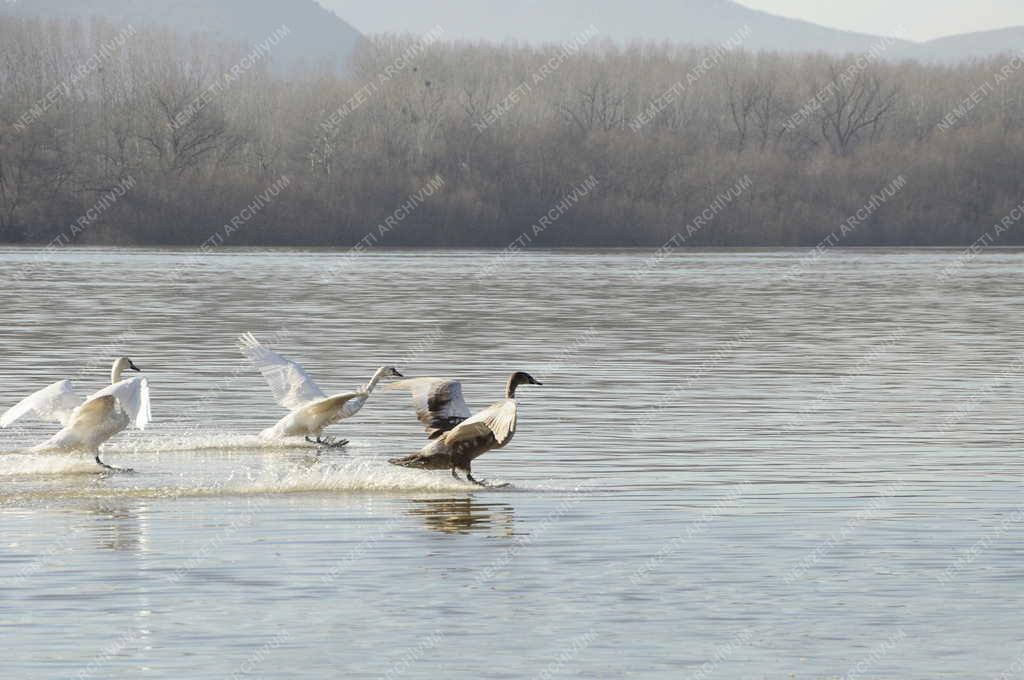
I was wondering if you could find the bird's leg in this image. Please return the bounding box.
[308,435,347,449]
[463,463,487,487]
[465,464,509,488]
[451,467,462,482]
[95,455,133,474]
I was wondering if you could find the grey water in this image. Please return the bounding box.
[1,246,1022,679]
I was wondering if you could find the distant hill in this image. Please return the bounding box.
[321,0,903,54]
[1,0,364,72]
[895,27,1024,62]
[320,0,1023,62]
[3,0,1021,72]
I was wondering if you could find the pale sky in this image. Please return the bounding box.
[737,0,1024,41]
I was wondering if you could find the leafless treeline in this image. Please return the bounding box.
[2,16,1024,248]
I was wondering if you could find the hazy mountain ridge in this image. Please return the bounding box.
[0,0,363,72]
[897,26,1024,62]
[3,0,1020,64]
[321,0,1023,62]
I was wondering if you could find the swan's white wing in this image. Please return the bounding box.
[238,333,326,411]
[91,377,151,430]
[1,379,81,428]
[386,377,471,438]
[72,395,120,430]
[298,393,364,419]
[39,395,127,451]
[444,399,517,448]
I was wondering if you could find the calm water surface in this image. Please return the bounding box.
[1,247,1022,679]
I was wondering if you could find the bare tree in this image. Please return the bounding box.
[815,64,900,156]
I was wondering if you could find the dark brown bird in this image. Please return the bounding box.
[388,372,542,486]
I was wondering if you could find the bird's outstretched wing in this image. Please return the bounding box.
[72,395,120,430]
[386,377,472,438]
[91,377,151,430]
[56,395,126,450]
[444,399,518,448]
[1,379,81,428]
[300,393,364,418]
[238,333,326,411]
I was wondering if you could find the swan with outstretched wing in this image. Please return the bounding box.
[238,333,402,448]
[1,357,150,472]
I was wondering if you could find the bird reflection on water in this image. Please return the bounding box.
[75,501,150,553]
[405,497,516,536]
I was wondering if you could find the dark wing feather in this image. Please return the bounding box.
[387,377,472,438]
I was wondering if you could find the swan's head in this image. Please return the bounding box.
[117,357,142,373]
[365,366,403,392]
[111,357,141,383]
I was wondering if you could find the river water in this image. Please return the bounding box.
[0,247,1021,678]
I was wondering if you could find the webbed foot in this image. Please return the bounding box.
[96,455,134,474]
[465,471,510,488]
[306,436,348,449]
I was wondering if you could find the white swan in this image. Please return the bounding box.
[238,333,402,447]
[387,372,542,486]
[1,357,151,471]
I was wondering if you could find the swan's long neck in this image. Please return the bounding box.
[363,367,388,394]
[111,361,124,384]
[505,375,520,400]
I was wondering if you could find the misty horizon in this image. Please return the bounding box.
[317,0,1024,44]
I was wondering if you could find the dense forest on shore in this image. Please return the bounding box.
[2,16,1024,248]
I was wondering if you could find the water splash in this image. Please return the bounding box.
[0,452,99,477]
[0,450,523,499]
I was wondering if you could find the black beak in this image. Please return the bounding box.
[394,370,404,378]
[534,379,543,386]
[130,363,141,372]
